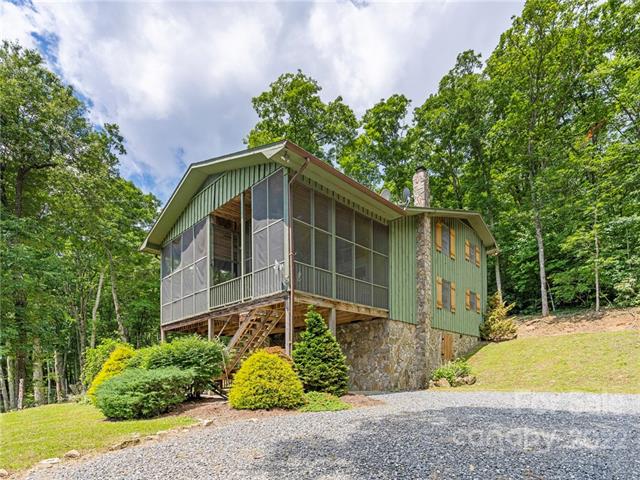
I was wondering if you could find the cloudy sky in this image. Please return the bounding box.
[2,0,523,203]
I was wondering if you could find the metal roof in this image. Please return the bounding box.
[140,141,497,253]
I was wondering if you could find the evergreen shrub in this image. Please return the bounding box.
[229,350,305,410]
[87,344,135,402]
[480,292,517,342]
[292,306,349,396]
[95,367,193,419]
[82,339,128,387]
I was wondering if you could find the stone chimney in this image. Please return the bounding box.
[412,166,430,207]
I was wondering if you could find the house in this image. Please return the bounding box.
[141,140,497,391]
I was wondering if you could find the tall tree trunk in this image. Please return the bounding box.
[494,255,503,300]
[76,298,87,381]
[7,357,16,409]
[32,338,45,406]
[594,218,600,312]
[107,250,127,342]
[46,359,52,404]
[534,210,550,316]
[13,168,29,393]
[17,378,24,410]
[54,350,66,402]
[0,360,10,412]
[91,268,105,348]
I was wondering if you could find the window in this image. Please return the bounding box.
[336,238,353,277]
[252,170,286,297]
[161,244,171,278]
[436,221,456,259]
[292,182,311,223]
[268,172,284,222]
[436,277,456,313]
[355,247,371,282]
[466,289,481,314]
[171,238,181,271]
[315,230,331,270]
[373,253,388,286]
[314,192,331,232]
[335,203,353,240]
[373,221,389,255]
[355,213,371,248]
[465,239,481,268]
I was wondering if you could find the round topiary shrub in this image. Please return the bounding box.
[87,344,135,402]
[292,306,349,397]
[229,350,305,410]
[95,367,193,420]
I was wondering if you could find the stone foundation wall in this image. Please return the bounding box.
[336,319,421,391]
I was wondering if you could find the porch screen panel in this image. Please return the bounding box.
[161,217,208,325]
[252,170,285,298]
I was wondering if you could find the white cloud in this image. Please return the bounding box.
[1,0,522,201]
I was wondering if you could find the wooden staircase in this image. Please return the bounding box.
[223,306,284,379]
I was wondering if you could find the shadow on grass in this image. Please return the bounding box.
[250,406,640,479]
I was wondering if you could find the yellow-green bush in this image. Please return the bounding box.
[87,344,135,402]
[229,350,305,410]
[480,292,518,342]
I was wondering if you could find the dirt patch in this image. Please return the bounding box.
[171,393,384,425]
[516,306,640,338]
[341,394,385,408]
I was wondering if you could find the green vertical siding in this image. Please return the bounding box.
[431,217,487,337]
[163,163,279,245]
[389,216,417,324]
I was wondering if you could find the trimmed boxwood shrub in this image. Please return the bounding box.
[82,339,129,387]
[229,350,305,410]
[87,344,135,402]
[292,306,349,396]
[130,335,225,397]
[95,367,193,419]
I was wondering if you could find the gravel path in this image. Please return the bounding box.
[27,391,640,480]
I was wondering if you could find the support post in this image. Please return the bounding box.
[160,327,166,343]
[284,298,293,355]
[328,308,336,337]
[208,318,213,341]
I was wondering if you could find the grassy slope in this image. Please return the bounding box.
[0,403,195,472]
[460,330,640,394]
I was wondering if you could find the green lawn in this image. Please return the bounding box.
[460,330,640,393]
[0,402,195,472]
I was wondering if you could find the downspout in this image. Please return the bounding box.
[286,156,310,354]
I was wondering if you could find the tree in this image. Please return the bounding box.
[340,94,412,197]
[292,307,349,397]
[245,70,358,164]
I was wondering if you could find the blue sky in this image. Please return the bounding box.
[2,0,523,203]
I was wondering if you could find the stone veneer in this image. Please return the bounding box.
[336,319,478,392]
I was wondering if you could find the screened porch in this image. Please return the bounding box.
[159,168,391,327]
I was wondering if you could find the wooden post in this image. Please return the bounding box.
[208,318,213,341]
[329,308,336,337]
[284,298,293,355]
[160,327,166,343]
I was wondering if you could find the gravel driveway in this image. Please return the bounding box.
[27,391,640,480]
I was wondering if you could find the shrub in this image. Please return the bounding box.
[299,392,351,412]
[292,306,349,396]
[431,359,472,385]
[95,367,193,419]
[135,335,225,397]
[87,344,135,402]
[480,292,517,342]
[229,350,305,410]
[82,339,129,387]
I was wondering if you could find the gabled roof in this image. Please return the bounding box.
[406,207,497,250]
[141,140,497,253]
